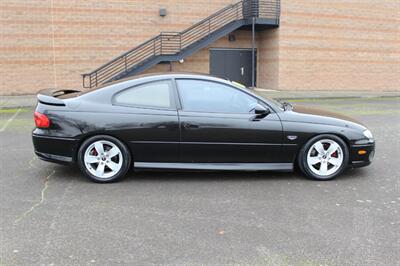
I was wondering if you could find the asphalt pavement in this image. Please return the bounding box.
[0,97,399,265]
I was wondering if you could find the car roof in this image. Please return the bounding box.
[77,72,282,113]
[81,72,228,94]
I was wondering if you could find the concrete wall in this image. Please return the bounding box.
[1,0,399,95]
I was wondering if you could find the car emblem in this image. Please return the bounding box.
[287,135,298,141]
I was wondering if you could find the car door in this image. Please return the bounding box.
[175,78,283,163]
[111,79,180,162]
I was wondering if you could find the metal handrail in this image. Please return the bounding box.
[82,0,280,88]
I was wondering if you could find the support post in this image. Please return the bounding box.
[160,35,163,55]
[251,16,255,88]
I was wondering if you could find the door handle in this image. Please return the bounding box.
[240,67,244,76]
[183,122,199,129]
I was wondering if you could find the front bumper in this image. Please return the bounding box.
[32,133,78,165]
[349,143,375,168]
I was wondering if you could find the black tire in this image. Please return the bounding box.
[77,135,131,183]
[298,134,349,181]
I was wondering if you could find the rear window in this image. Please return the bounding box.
[113,80,175,109]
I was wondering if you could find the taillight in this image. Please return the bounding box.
[34,111,50,128]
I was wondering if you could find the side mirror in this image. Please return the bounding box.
[254,104,270,115]
[251,104,270,121]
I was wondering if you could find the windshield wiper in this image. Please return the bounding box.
[277,100,293,110]
[282,101,293,110]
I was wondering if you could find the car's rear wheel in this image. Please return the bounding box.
[77,135,131,183]
[298,134,349,180]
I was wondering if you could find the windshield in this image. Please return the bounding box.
[230,81,285,110]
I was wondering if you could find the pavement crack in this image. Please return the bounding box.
[40,178,73,263]
[14,170,56,224]
[28,156,40,170]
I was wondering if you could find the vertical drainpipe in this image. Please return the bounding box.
[251,16,255,89]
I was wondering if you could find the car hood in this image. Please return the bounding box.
[293,105,363,124]
[281,104,367,130]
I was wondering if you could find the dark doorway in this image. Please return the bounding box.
[210,48,256,87]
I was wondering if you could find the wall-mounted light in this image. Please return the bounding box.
[159,8,167,17]
[179,59,184,64]
[228,34,236,42]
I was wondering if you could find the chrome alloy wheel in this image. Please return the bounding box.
[306,139,344,177]
[84,140,123,179]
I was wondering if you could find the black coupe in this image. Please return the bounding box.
[33,73,375,182]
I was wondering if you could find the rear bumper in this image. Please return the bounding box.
[349,143,375,168]
[35,151,73,164]
[32,133,78,165]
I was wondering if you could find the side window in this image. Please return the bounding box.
[114,80,174,109]
[176,79,258,113]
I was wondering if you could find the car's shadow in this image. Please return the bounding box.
[127,170,299,183]
[49,164,369,184]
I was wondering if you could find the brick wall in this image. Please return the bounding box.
[143,29,279,90]
[1,0,235,95]
[1,0,399,95]
[143,30,258,77]
[257,29,279,90]
[277,0,400,91]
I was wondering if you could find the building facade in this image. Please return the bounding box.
[1,0,399,95]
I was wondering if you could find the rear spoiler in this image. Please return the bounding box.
[37,89,81,106]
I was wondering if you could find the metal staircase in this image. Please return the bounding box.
[82,0,280,88]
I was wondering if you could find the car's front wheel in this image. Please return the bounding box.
[298,134,349,180]
[77,135,131,183]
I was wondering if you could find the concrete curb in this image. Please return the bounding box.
[1,91,399,109]
[254,89,400,100]
[0,95,37,109]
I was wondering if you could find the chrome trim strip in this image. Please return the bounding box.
[32,134,77,141]
[130,141,296,146]
[351,143,375,148]
[35,151,73,163]
[135,162,293,171]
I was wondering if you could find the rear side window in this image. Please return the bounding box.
[114,80,174,109]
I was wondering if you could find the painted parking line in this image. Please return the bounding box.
[0,98,10,107]
[0,108,22,132]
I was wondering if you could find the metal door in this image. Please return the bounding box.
[210,48,256,87]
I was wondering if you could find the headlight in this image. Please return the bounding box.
[363,129,374,140]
